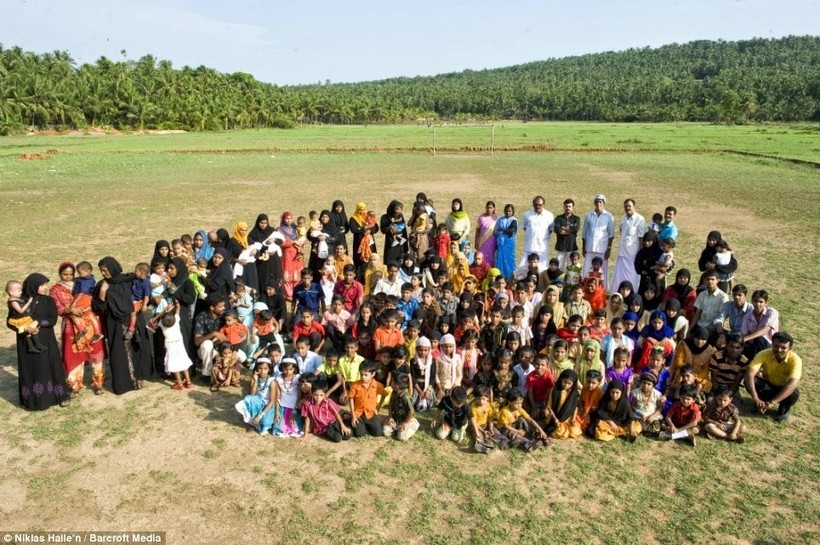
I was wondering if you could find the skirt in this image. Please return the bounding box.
[272,406,304,437]
[164,339,193,373]
[236,395,275,434]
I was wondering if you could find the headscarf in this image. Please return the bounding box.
[97,257,134,321]
[449,253,470,293]
[594,379,635,425]
[459,238,474,265]
[208,247,235,295]
[685,325,711,355]
[400,253,417,279]
[671,268,694,299]
[215,229,230,249]
[330,200,348,236]
[449,198,468,221]
[582,340,603,367]
[482,267,501,292]
[168,257,189,288]
[413,336,434,391]
[194,229,214,261]
[550,369,580,422]
[622,311,641,342]
[628,293,643,317]
[22,273,57,327]
[232,222,249,249]
[639,310,674,341]
[698,231,722,271]
[664,298,685,331]
[278,212,297,240]
[152,240,171,268]
[617,280,636,307]
[249,214,274,244]
[351,202,368,227]
[320,209,341,240]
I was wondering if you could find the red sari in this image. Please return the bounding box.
[50,281,105,392]
[278,215,304,301]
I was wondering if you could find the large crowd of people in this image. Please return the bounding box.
[6,192,802,451]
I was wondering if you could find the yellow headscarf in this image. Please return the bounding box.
[352,202,368,227]
[233,222,249,249]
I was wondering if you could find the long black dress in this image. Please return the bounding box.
[94,257,152,394]
[380,200,408,266]
[249,213,278,290]
[12,273,69,410]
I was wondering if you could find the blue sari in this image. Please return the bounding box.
[494,216,518,280]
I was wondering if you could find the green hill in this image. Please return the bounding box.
[1,35,818,133]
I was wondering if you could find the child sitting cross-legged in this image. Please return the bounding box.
[660,384,702,446]
[469,384,509,454]
[383,372,420,441]
[496,388,551,452]
[430,386,470,443]
[701,385,746,444]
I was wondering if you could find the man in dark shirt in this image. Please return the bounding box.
[553,198,580,272]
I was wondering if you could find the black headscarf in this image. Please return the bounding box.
[152,240,171,268]
[330,200,349,237]
[168,257,189,288]
[617,280,636,307]
[321,209,341,240]
[249,214,274,244]
[22,273,57,327]
[671,268,694,299]
[685,326,711,355]
[698,231,722,272]
[214,229,230,249]
[550,369,580,422]
[97,256,135,321]
[207,247,235,296]
[594,379,635,426]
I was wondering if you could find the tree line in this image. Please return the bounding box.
[0,35,818,133]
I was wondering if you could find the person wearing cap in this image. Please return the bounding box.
[582,194,615,287]
[517,196,554,274]
[610,198,646,293]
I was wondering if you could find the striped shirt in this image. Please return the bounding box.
[709,351,749,391]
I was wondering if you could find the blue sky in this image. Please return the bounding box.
[1,0,817,85]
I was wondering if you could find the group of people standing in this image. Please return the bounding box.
[5,192,801,451]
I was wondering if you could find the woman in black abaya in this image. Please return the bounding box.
[11,273,70,410]
[95,257,152,394]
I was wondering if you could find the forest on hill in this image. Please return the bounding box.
[0,35,818,133]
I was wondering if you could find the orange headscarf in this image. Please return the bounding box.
[351,202,368,227]
[233,222,249,249]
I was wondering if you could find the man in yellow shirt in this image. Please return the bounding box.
[744,331,801,423]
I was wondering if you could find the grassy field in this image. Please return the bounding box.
[0,123,818,544]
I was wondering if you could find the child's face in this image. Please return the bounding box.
[613,354,628,369]
[439,322,450,333]
[134,268,146,279]
[345,343,358,358]
[567,321,581,334]
[477,394,490,406]
[681,372,695,385]
[153,264,166,276]
[401,290,412,302]
[570,255,580,266]
[441,343,455,356]
[385,318,398,330]
[651,354,665,369]
[508,398,522,411]
[236,287,246,297]
[585,377,601,390]
[571,288,584,302]
[586,282,597,293]
[416,345,430,360]
[624,319,636,331]
[360,370,374,384]
[512,312,524,324]
[578,330,591,343]
[224,315,237,326]
[491,311,502,325]
[172,243,183,256]
[325,355,338,368]
[591,263,602,273]
[312,389,326,404]
[611,323,624,337]
[443,289,453,300]
[507,339,519,352]
[548,262,558,271]
[481,360,493,373]
[553,346,566,360]
[560,377,574,390]
[680,394,694,407]
[411,276,421,288]
[422,292,433,305]
[594,315,606,327]
[7,282,22,298]
[295,343,309,357]
[584,347,596,360]
[220,347,233,360]
[256,363,271,377]
[158,246,169,257]
[651,318,663,331]
[638,379,653,393]
[301,312,313,325]
[331,300,343,313]
[449,242,458,254]
[498,357,512,371]
[406,326,419,339]
[610,389,623,402]
[715,394,732,409]
[301,275,312,287]
[325,256,336,266]
[378,352,392,365]
[534,359,548,376]
[281,363,296,377]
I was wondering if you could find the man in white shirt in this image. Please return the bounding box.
[610,198,646,292]
[374,262,402,298]
[582,194,615,287]
[517,195,554,275]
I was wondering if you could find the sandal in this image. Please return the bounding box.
[94,388,104,395]
[171,383,185,391]
[184,380,193,389]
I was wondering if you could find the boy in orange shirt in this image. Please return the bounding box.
[219,311,248,349]
[373,309,404,351]
[347,360,387,437]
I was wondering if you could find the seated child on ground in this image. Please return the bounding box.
[469,384,509,453]
[496,388,550,452]
[383,372,420,441]
[298,379,351,443]
[431,386,470,443]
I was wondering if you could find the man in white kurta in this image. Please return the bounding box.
[611,198,646,292]
[517,195,554,274]
[581,194,615,287]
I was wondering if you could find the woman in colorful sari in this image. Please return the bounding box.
[445,198,471,243]
[12,273,71,410]
[494,204,518,281]
[50,262,106,396]
[475,200,498,268]
[349,201,379,280]
[277,211,304,301]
